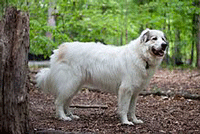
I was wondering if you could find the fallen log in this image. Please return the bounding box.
[189,73,200,78]
[139,90,200,100]
[87,88,200,101]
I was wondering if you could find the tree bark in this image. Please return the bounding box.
[0,7,31,134]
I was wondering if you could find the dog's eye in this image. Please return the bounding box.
[152,37,157,40]
[162,37,166,42]
[164,35,167,40]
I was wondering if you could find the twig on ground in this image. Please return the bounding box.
[70,104,108,109]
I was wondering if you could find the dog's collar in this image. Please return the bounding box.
[145,61,149,69]
[141,55,151,70]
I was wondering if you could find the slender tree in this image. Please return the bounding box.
[193,0,200,68]
[46,1,57,41]
[196,1,200,68]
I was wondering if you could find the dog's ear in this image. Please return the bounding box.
[140,28,150,43]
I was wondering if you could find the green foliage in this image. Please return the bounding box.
[1,0,200,66]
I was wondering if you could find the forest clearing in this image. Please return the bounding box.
[29,69,200,134]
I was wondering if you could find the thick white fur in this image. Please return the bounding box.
[36,29,167,125]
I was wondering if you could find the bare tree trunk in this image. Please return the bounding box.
[173,29,182,65]
[197,12,200,68]
[0,7,31,134]
[191,13,196,65]
[46,2,57,41]
[193,0,200,68]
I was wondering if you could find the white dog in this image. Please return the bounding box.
[36,29,168,125]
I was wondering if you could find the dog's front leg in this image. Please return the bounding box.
[128,93,144,124]
[118,87,134,125]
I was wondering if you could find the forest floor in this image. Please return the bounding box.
[29,69,200,134]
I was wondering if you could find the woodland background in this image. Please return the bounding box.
[1,0,200,68]
[0,1,200,133]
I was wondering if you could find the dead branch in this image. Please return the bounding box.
[70,104,108,109]
[35,129,73,134]
[139,90,200,100]
[189,73,200,79]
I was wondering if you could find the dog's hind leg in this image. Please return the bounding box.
[55,85,81,121]
[128,93,143,124]
[64,89,81,120]
[118,86,134,125]
[54,73,82,121]
[55,96,72,121]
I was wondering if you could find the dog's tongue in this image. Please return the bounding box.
[158,50,164,56]
[152,47,164,57]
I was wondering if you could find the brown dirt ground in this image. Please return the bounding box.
[29,69,200,134]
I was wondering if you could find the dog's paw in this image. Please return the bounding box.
[133,119,143,124]
[70,115,80,120]
[122,121,134,126]
[58,116,72,121]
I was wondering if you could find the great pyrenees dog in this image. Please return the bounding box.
[36,28,168,125]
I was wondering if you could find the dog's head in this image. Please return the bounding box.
[140,28,168,58]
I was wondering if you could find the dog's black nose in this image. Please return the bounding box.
[161,43,168,50]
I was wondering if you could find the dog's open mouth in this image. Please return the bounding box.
[151,47,164,57]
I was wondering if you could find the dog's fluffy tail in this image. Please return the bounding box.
[36,68,54,93]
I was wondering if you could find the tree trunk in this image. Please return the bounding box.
[46,2,57,41]
[197,11,200,68]
[173,29,182,65]
[191,13,196,65]
[194,0,200,68]
[0,7,31,134]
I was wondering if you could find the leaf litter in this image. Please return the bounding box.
[29,69,200,133]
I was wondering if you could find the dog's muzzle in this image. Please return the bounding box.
[151,43,168,57]
[161,43,168,51]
